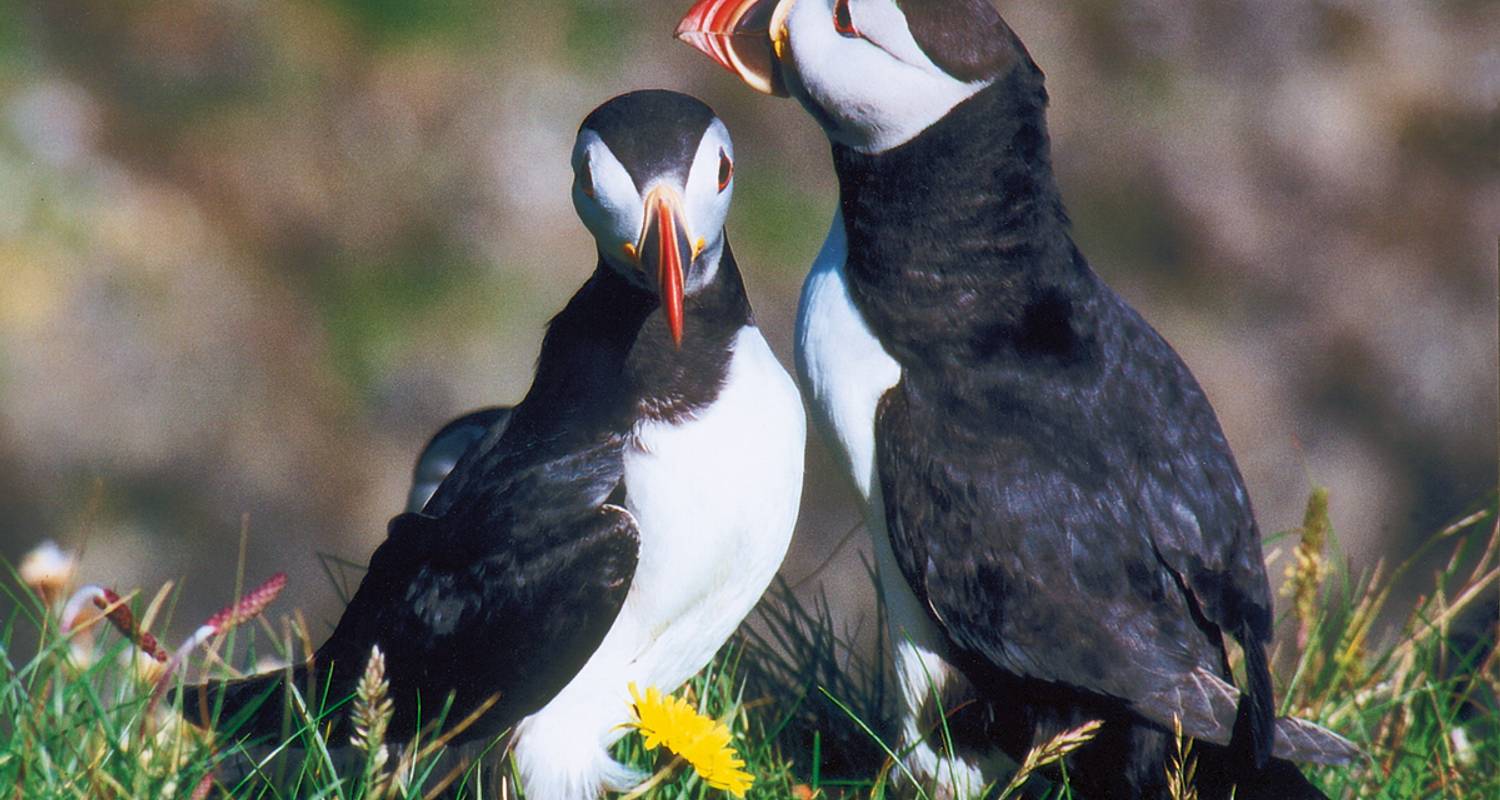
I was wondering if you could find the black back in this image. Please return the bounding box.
[189,250,755,745]
[835,57,1286,796]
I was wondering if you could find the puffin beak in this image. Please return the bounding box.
[638,186,694,346]
[675,0,794,96]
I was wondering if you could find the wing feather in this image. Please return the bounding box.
[874,355,1268,748]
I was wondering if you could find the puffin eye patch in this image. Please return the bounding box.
[833,0,858,37]
[717,148,734,193]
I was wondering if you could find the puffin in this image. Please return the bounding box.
[677,2,1356,798]
[406,407,512,513]
[185,89,807,800]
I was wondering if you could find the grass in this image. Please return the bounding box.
[1,490,1495,799]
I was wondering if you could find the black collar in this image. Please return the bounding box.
[624,243,754,423]
[831,67,1094,371]
[425,243,754,519]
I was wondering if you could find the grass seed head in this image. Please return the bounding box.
[1284,487,1333,650]
[204,572,286,635]
[999,719,1104,799]
[1165,716,1199,800]
[93,588,168,662]
[352,645,394,756]
[121,647,170,685]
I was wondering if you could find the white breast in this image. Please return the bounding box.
[620,324,806,682]
[795,211,902,500]
[794,213,997,796]
[513,325,805,800]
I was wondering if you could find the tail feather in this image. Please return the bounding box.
[1230,621,1360,769]
[1230,757,1332,800]
[1273,716,1361,765]
[1231,624,1277,771]
[179,665,312,741]
[1199,737,1340,800]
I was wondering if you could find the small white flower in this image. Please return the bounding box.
[20,540,76,602]
[1449,726,1476,768]
[120,646,169,685]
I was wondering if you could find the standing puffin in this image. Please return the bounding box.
[678,2,1355,798]
[186,90,806,800]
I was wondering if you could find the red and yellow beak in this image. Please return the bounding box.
[637,186,695,346]
[675,0,795,96]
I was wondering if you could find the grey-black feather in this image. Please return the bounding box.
[183,267,661,746]
[406,407,513,514]
[842,44,1334,800]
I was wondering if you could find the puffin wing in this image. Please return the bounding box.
[874,375,1252,747]
[312,498,639,744]
[195,470,640,745]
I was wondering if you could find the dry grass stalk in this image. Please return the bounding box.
[421,754,476,800]
[1165,716,1198,800]
[997,719,1104,799]
[385,691,502,798]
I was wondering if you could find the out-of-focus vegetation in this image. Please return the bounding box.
[0,2,1496,653]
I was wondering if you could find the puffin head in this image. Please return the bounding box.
[677,0,1025,154]
[572,90,738,346]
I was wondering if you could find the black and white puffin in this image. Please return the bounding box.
[187,89,806,799]
[678,2,1356,798]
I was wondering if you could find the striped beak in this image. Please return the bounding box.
[675,0,794,97]
[638,186,694,346]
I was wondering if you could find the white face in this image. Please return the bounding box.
[779,0,992,154]
[570,119,736,295]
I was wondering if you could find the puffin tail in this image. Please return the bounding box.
[1271,715,1362,765]
[1230,622,1277,773]
[179,664,314,742]
[1203,622,1359,800]
[1228,758,1332,800]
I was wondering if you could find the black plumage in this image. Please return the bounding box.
[406,407,512,513]
[896,0,1020,83]
[833,41,1348,800]
[185,251,755,744]
[580,92,720,189]
[674,0,1359,794]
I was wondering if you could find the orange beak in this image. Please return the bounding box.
[638,187,693,346]
[675,0,792,96]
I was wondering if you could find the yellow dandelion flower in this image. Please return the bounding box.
[627,683,754,797]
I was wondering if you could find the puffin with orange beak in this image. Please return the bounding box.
[679,2,1356,799]
[185,90,805,800]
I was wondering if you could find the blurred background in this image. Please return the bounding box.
[0,1,1496,650]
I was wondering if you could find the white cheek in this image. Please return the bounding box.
[573,187,638,253]
[572,134,644,254]
[786,1,989,154]
[683,124,733,246]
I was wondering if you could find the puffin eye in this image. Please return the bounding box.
[833,0,858,37]
[578,158,597,199]
[717,148,734,193]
